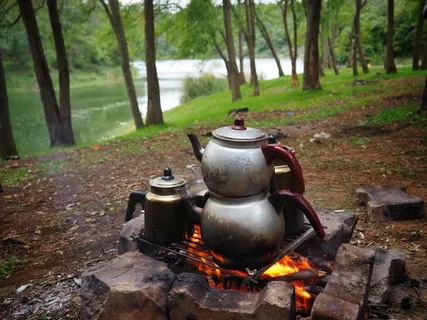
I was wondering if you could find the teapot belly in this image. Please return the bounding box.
[200,197,284,269]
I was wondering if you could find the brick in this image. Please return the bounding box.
[168,273,295,320]
[81,252,174,320]
[356,185,424,221]
[311,293,360,320]
[118,214,144,255]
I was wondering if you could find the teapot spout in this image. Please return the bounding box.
[175,186,203,223]
[187,133,204,162]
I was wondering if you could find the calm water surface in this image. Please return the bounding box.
[9,58,303,156]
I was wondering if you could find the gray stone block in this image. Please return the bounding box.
[311,293,360,320]
[369,248,406,304]
[118,214,144,255]
[312,244,375,320]
[168,273,295,320]
[81,251,175,320]
[296,208,358,260]
[356,185,425,221]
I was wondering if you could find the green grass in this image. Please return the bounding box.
[0,257,28,278]
[0,166,33,186]
[368,103,427,124]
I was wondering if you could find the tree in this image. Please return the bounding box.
[280,0,299,86]
[385,0,397,73]
[255,12,285,77]
[18,0,69,147]
[223,0,242,101]
[413,1,425,70]
[351,0,369,76]
[237,0,246,84]
[303,0,322,90]
[0,49,18,160]
[47,0,75,145]
[244,0,259,95]
[99,0,144,129]
[144,0,164,125]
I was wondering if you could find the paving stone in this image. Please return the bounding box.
[168,273,295,320]
[369,248,406,304]
[315,244,375,320]
[311,293,360,320]
[356,185,425,221]
[81,251,174,320]
[296,208,358,260]
[118,214,144,255]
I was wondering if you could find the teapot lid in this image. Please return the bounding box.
[149,168,187,189]
[213,118,267,142]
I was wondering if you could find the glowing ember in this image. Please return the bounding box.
[186,225,316,312]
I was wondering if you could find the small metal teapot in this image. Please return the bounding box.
[125,168,193,244]
[187,118,305,197]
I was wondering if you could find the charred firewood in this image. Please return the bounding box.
[274,270,327,282]
[305,284,324,295]
[307,256,333,273]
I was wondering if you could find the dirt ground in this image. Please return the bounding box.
[0,78,426,319]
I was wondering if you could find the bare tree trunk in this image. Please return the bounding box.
[303,0,322,90]
[421,31,427,69]
[357,36,369,73]
[421,77,427,111]
[102,0,144,129]
[328,37,339,75]
[238,30,246,84]
[18,0,66,147]
[237,0,246,84]
[413,1,424,70]
[245,0,259,96]
[321,37,329,68]
[347,24,355,68]
[144,0,163,125]
[47,0,75,145]
[385,0,397,74]
[281,0,299,86]
[256,15,284,77]
[291,0,299,86]
[0,49,18,159]
[223,0,242,101]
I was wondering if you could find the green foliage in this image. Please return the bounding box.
[0,256,28,278]
[368,104,427,125]
[180,73,227,103]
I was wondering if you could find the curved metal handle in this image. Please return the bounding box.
[268,190,325,239]
[125,189,146,222]
[262,144,305,194]
[187,164,203,180]
[187,133,204,162]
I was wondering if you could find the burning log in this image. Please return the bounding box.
[305,284,324,295]
[307,255,334,273]
[273,270,327,282]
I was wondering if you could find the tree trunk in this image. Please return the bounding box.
[413,1,424,70]
[420,76,427,111]
[328,37,339,75]
[238,30,246,84]
[357,36,369,73]
[256,15,284,77]
[223,0,242,101]
[245,0,259,96]
[0,49,18,160]
[18,0,66,147]
[347,24,355,68]
[303,0,322,90]
[291,0,299,86]
[104,0,144,129]
[385,0,397,74]
[144,0,163,125]
[422,31,427,69]
[281,0,299,86]
[47,0,75,145]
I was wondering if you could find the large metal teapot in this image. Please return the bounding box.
[177,188,325,269]
[188,118,304,197]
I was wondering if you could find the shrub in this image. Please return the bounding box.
[180,73,227,103]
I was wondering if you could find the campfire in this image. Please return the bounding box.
[185,225,330,315]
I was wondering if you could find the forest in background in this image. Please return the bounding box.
[1,0,424,75]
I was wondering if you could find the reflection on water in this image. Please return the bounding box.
[9,58,302,156]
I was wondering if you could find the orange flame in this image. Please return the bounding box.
[186,225,315,312]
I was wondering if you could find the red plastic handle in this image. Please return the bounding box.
[268,190,325,239]
[261,144,305,194]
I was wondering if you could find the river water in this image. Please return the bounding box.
[9,58,302,155]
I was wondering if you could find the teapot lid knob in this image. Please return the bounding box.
[232,117,247,130]
[161,167,174,180]
[267,135,277,144]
